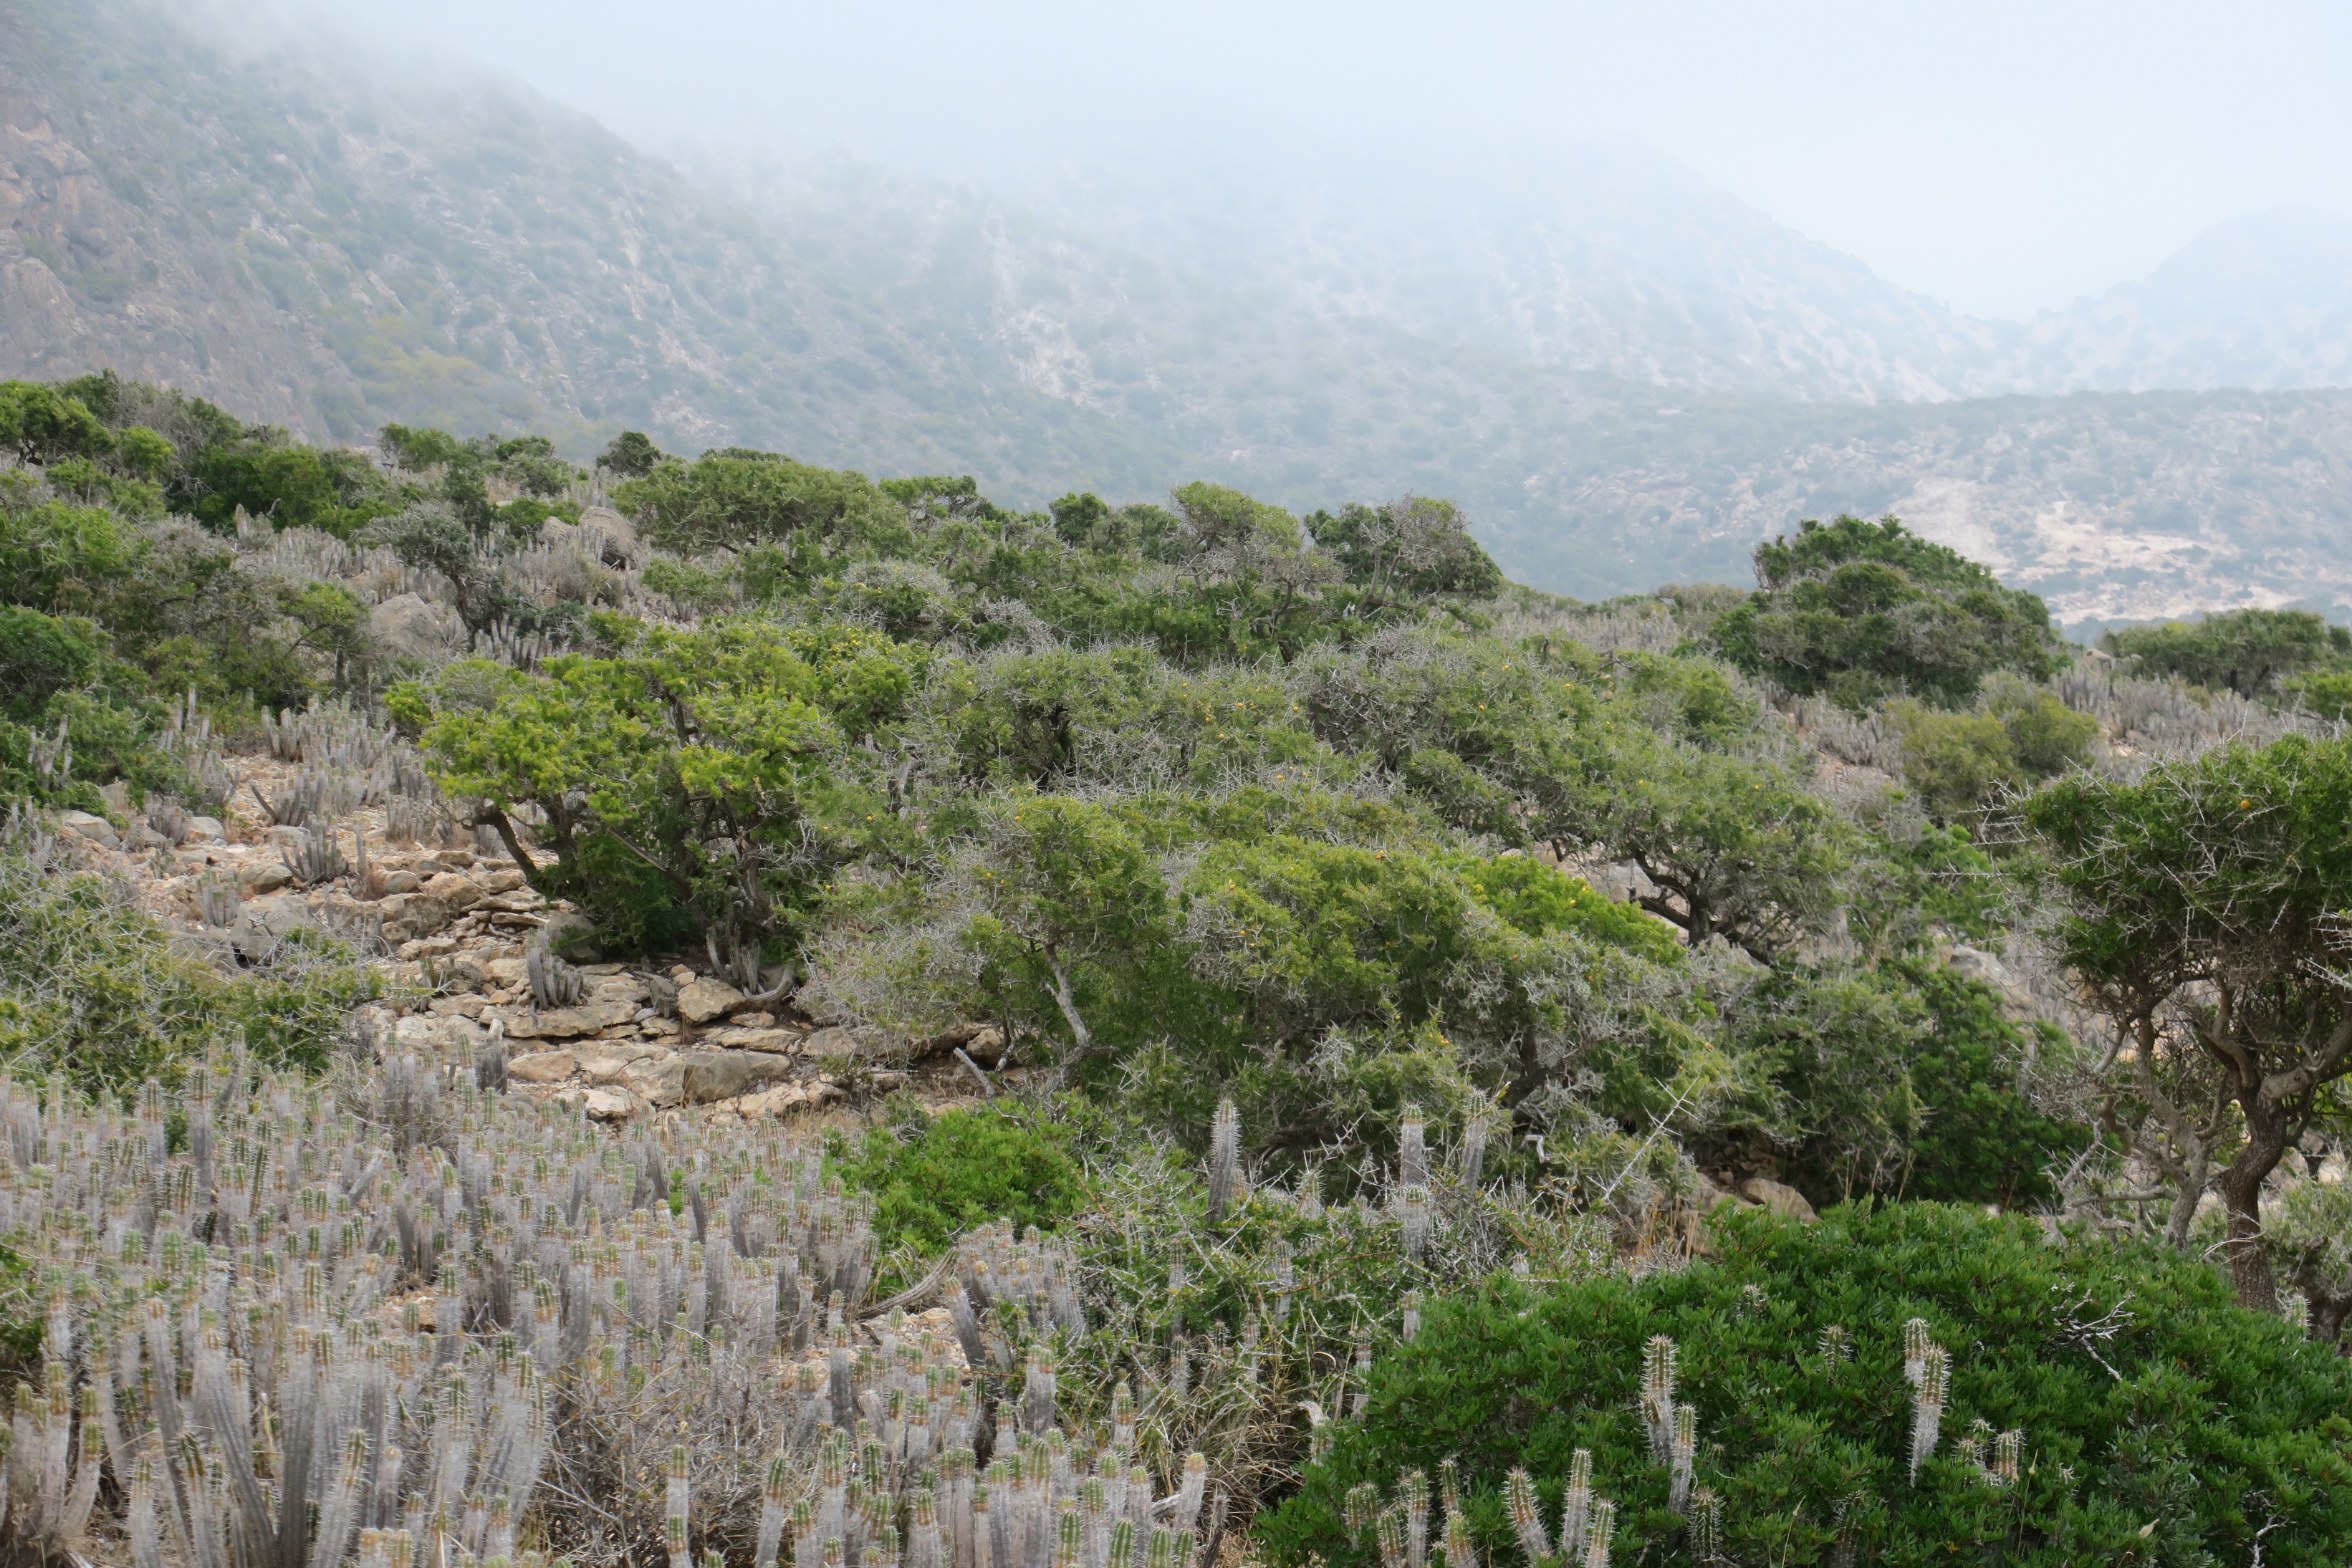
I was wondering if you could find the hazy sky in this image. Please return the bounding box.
[282,0,2352,320]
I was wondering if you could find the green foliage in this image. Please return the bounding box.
[179,436,397,537]
[1261,1204,2352,1567]
[615,451,910,560]
[829,1104,1088,1286]
[0,381,111,464]
[1307,496,1504,600]
[1727,961,2088,1207]
[1571,729,1848,960]
[1714,514,2064,708]
[2022,731,2352,1307]
[2288,669,2352,721]
[0,608,104,719]
[597,430,663,477]
[413,619,923,960]
[1447,852,1682,963]
[2103,607,2350,697]
[0,474,141,610]
[0,849,380,1090]
[111,425,176,481]
[1984,678,2099,776]
[1891,705,2019,822]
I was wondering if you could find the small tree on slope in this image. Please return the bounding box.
[2021,731,2352,1312]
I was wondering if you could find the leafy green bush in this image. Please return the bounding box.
[0,848,380,1088]
[1261,1204,2352,1567]
[615,451,913,559]
[411,618,924,966]
[1714,514,2064,708]
[1729,963,2088,1208]
[2103,607,2348,698]
[830,1104,1088,1288]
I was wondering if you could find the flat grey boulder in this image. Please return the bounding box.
[679,1049,797,1104]
[231,895,320,960]
[59,810,119,848]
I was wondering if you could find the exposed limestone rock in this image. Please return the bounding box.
[1738,1176,1818,1223]
[676,977,745,1024]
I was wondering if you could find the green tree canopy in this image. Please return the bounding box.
[2102,607,2349,697]
[1714,514,2063,708]
[615,451,910,560]
[0,382,111,466]
[2021,732,2352,1310]
[1307,496,1505,600]
[409,620,923,973]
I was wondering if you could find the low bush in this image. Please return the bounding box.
[1262,1203,2352,1566]
[0,846,380,1087]
[828,1102,1089,1287]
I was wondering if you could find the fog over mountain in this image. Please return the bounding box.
[6,0,2352,622]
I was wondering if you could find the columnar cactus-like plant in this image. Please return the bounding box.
[1908,1345,1951,1483]
[1638,1337,1676,1464]
[1667,1405,1696,1514]
[0,1046,1204,1568]
[1502,1468,1546,1564]
[1558,1448,1592,1560]
[1578,1499,1615,1568]
[1206,1101,1241,1224]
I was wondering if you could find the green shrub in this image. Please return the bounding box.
[2103,607,2348,697]
[0,848,380,1088]
[829,1104,1087,1288]
[1449,852,1682,963]
[2288,668,2352,721]
[1714,514,2063,708]
[1731,963,2088,1208]
[1891,703,2020,821]
[1261,1203,2352,1567]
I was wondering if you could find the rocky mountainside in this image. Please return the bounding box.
[986,145,1994,405]
[1494,388,2352,627]
[0,0,1206,485]
[1994,208,2352,395]
[994,153,2352,405]
[8,0,2352,617]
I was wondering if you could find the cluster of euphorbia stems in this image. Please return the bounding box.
[0,1040,1211,1568]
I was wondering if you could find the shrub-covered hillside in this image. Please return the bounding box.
[4,370,2351,1568]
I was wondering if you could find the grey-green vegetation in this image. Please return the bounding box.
[6,364,2352,1564]
[10,0,2352,622]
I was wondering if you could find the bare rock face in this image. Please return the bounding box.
[231,895,319,961]
[507,1050,577,1084]
[676,977,746,1024]
[573,1042,665,1084]
[236,860,292,894]
[580,1087,643,1122]
[802,1026,858,1061]
[59,810,120,848]
[734,1081,845,1118]
[678,1049,797,1104]
[1738,1176,1818,1223]
[505,1001,638,1040]
[624,1056,686,1108]
[707,1025,800,1054]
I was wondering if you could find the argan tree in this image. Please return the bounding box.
[2022,733,2352,1311]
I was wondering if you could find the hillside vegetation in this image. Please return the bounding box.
[9,0,2352,619]
[6,369,2352,1567]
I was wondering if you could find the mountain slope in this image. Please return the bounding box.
[8,0,2352,620]
[1997,208,2352,395]
[999,146,2001,404]
[0,0,1219,486]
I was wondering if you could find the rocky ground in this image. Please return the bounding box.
[52,749,1002,1129]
